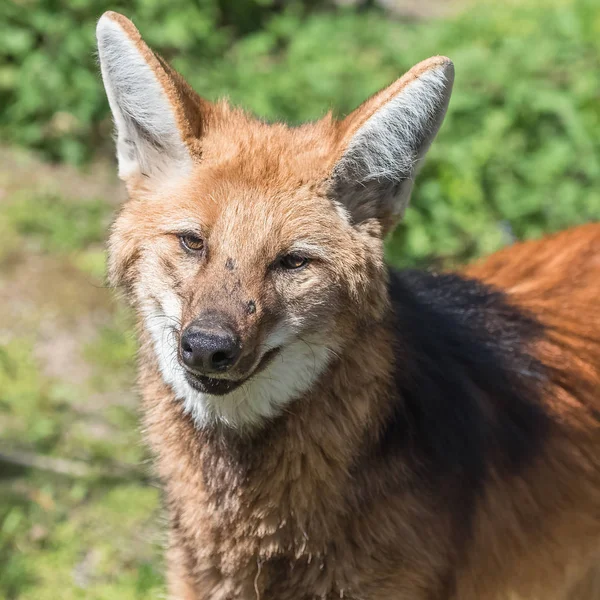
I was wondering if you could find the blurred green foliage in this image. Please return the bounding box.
[0,0,318,164]
[1,0,599,265]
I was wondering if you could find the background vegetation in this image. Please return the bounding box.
[0,0,598,597]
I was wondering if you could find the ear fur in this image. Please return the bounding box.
[96,12,207,180]
[331,57,454,232]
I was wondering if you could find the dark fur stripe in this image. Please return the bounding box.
[367,269,551,486]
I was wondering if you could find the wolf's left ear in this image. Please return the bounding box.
[96,12,207,180]
[330,57,454,233]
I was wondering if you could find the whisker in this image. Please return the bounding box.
[298,335,318,378]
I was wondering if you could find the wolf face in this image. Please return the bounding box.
[97,12,453,429]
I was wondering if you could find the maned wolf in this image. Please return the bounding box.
[96,11,600,600]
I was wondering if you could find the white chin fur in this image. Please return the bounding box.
[144,303,332,429]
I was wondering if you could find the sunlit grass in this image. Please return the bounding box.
[1,178,162,598]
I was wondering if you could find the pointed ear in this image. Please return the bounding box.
[330,57,454,233]
[96,12,207,180]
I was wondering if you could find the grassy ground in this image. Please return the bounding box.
[0,147,164,599]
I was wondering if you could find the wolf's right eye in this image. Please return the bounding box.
[278,253,310,270]
[179,234,205,253]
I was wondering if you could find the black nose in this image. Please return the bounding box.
[180,323,241,373]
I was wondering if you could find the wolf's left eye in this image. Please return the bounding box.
[278,253,309,270]
[179,234,204,253]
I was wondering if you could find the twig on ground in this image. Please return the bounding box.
[0,447,157,484]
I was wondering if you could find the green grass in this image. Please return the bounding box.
[0,178,164,598]
[0,330,163,598]
[0,479,162,600]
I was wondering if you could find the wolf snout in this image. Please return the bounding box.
[180,318,242,374]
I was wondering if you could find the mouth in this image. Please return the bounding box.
[183,347,281,396]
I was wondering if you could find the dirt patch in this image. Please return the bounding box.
[0,145,126,206]
[0,146,134,405]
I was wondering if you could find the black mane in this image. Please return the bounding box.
[376,268,551,489]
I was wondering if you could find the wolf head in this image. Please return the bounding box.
[97,11,453,429]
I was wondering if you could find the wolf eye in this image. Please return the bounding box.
[179,234,204,253]
[278,253,309,270]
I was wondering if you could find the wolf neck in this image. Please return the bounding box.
[140,313,395,546]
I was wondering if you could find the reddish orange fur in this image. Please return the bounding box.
[98,12,600,600]
[137,224,600,600]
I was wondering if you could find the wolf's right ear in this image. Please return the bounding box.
[96,12,207,180]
